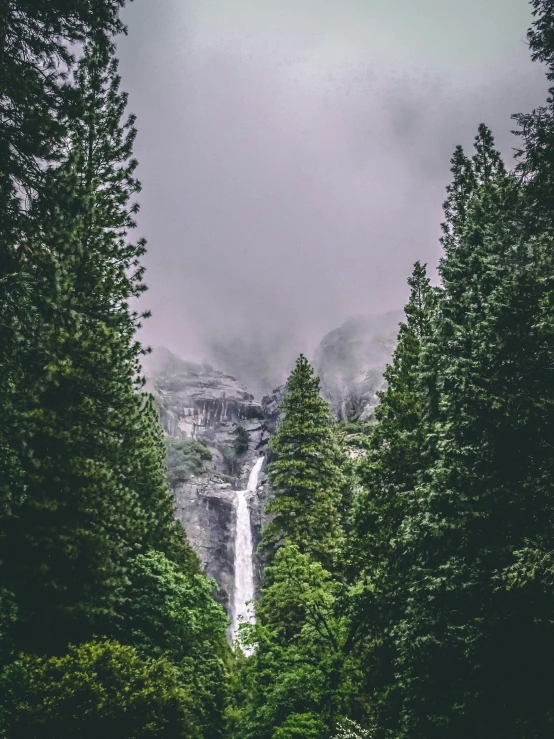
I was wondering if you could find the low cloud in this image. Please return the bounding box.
[118,1,547,388]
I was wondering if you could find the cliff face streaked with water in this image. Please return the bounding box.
[143,348,278,616]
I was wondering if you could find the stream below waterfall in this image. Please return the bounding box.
[232,455,264,651]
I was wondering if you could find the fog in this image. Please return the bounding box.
[117,0,547,390]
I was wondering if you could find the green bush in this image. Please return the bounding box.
[119,550,230,739]
[273,713,326,739]
[164,437,212,487]
[233,425,250,456]
[0,641,194,739]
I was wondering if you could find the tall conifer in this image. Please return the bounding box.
[263,355,346,567]
[352,263,435,731]
[388,123,554,737]
[1,40,191,656]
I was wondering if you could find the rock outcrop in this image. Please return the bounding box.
[314,310,402,421]
[143,348,273,615]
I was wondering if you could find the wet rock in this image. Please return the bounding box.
[173,475,237,613]
[143,348,273,617]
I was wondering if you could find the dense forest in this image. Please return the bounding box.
[2,1,554,738]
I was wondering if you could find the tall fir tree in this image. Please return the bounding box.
[0,0,131,432]
[514,0,554,222]
[351,262,435,732]
[386,122,554,738]
[235,542,360,739]
[0,0,128,212]
[263,355,346,567]
[0,0,131,662]
[234,361,360,739]
[0,40,193,657]
[0,9,231,739]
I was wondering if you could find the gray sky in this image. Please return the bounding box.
[118,0,547,385]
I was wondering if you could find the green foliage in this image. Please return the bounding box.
[118,550,229,739]
[349,120,554,738]
[7,2,554,738]
[0,0,127,222]
[234,543,362,739]
[0,1,130,656]
[344,261,436,733]
[236,7,554,737]
[273,713,326,739]
[0,641,194,739]
[165,437,212,487]
[0,40,190,656]
[0,19,229,739]
[234,425,251,456]
[388,129,554,739]
[263,355,347,566]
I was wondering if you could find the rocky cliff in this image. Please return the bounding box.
[143,348,276,616]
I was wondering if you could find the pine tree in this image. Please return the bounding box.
[0,0,131,662]
[236,542,360,739]
[237,361,359,739]
[351,262,436,732]
[0,0,127,210]
[0,0,130,363]
[1,11,231,738]
[0,641,195,739]
[0,40,192,656]
[387,123,554,738]
[514,0,554,221]
[263,355,346,567]
[119,550,229,739]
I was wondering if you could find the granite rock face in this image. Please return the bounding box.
[143,348,274,615]
[173,475,237,614]
[314,310,402,421]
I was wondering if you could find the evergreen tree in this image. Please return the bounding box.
[387,124,554,738]
[0,0,131,437]
[514,0,554,221]
[236,359,358,739]
[0,641,195,739]
[263,355,346,567]
[0,39,191,656]
[235,543,360,739]
[236,7,554,738]
[0,0,131,663]
[351,262,435,731]
[1,6,232,738]
[1,34,230,739]
[0,0,127,214]
[119,551,229,739]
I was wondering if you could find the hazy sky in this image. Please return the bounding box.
[118,0,547,381]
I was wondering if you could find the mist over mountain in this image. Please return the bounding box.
[314,310,403,420]
[118,0,546,372]
[144,310,403,423]
[205,328,305,398]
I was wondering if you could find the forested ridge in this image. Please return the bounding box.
[2,1,554,738]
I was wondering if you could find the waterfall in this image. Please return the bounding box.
[232,455,264,651]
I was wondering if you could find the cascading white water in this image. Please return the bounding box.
[232,455,264,651]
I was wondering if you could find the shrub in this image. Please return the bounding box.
[0,640,194,739]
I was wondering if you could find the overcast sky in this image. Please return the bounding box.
[117,0,547,383]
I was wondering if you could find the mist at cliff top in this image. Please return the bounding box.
[117,0,547,390]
